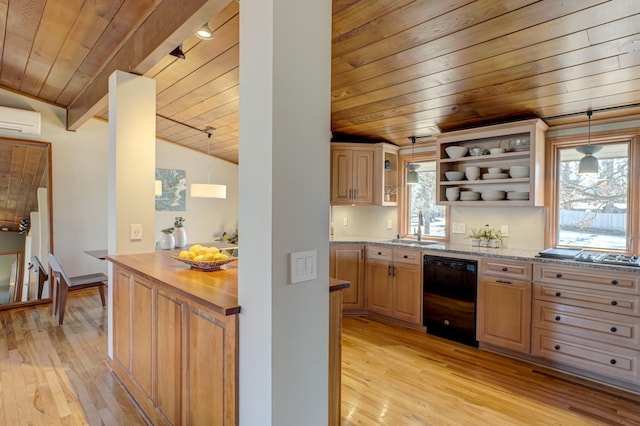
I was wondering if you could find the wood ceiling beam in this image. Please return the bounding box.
[66,0,232,131]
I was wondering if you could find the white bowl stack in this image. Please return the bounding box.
[507,191,530,200]
[445,171,465,181]
[445,187,460,201]
[509,166,530,178]
[481,190,506,201]
[460,191,481,201]
[445,146,468,158]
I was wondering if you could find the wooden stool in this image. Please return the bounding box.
[48,254,108,325]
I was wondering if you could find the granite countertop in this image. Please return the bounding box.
[330,237,640,274]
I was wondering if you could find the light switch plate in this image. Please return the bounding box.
[452,223,465,234]
[290,250,317,284]
[386,219,393,229]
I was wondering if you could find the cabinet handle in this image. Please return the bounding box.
[611,279,618,285]
[496,280,512,284]
[392,266,396,277]
[610,359,617,365]
[403,255,408,259]
[555,273,562,278]
[348,188,352,199]
[554,315,561,321]
[354,189,357,199]
[555,292,562,297]
[360,249,364,260]
[554,345,560,351]
[611,300,618,306]
[378,252,382,255]
[501,267,508,272]
[610,327,617,333]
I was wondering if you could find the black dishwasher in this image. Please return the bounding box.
[423,255,478,347]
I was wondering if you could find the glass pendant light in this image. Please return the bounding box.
[577,111,601,174]
[406,136,419,184]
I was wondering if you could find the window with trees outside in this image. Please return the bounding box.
[555,141,630,251]
[403,158,446,239]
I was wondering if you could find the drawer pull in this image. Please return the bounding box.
[554,315,561,321]
[554,345,560,351]
[377,252,382,255]
[611,280,618,285]
[501,267,508,272]
[610,327,617,333]
[610,359,617,365]
[611,300,618,306]
[496,280,512,284]
[555,273,562,278]
[403,255,408,259]
[555,292,562,297]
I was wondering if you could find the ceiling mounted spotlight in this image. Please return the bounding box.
[169,44,186,60]
[196,23,214,40]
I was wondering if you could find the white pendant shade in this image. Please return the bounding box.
[576,145,601,175]
[406,163,419,184]
[190,183,227,198]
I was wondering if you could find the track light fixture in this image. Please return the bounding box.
[196,23,214,40]
[169,44,186,60]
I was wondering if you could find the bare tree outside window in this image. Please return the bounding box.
[557,142,629,250]
[407,161,446,237]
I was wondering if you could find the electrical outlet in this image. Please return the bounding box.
[452,223,466,234]
[501,225,509,236]
[386,219,393,229]
[130,224,143,240]
[343,217,348,226]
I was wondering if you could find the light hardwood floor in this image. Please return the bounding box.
[2,291,639,425]
[0,289,146,425]
[341,316,640,425]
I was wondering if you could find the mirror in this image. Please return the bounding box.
[0,138,51,310]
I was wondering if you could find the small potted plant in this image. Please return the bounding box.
[468,224,504,248]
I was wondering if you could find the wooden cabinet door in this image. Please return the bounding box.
[330,244,364,311]
[352,149,374,204]
[366,260,393,317]
[131,276,154,401]
[330,149,353,204]
[392,263,422,325]
[477,277,532,353]
[113,267,132,373]
[156,290,185,426]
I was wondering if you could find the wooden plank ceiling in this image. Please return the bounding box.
[2,0,640,164]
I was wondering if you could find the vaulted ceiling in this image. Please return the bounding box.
[2,0,640,166]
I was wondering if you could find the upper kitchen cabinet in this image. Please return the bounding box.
[436,119,548,207]
[331,142,399,206]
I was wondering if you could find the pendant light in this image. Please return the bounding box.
[190,133,227,198]
[577,111,601,174]
[406,136,419,185]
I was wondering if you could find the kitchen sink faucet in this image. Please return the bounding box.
[416,210,423,242]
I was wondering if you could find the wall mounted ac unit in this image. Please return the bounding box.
[0,106,41,135]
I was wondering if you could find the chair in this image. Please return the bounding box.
[48,254,108,325]
[31,256,49,299]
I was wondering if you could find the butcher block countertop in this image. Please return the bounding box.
[107,251,241,316]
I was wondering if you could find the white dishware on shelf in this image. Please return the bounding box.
[459,191,481,201]
[509,165,530,178]
[468,147,488,156]
[481,190,506,201]
[445,146,468,158]
[482,172,509,180]
[489,147,505,155]
[507,191,530,200]
[445,187,460,201]
[465,166,480,181]
[488,167,502,174]
[445,171,465,181]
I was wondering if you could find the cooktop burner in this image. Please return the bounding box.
[574,251,640,267]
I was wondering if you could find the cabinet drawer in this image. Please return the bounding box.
[533,300,640,349]
[480,258,532,281]
[367,245,393,261]
[533,328,640,384]
[392,248,421,265]
[534,283,640,316]
[534,264,639,295]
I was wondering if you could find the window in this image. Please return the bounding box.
[401,155,446,239]
[552,139,634,252]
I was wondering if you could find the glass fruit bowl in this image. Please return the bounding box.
[171,255,238,271]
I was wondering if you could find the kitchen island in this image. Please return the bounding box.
[107,251,240,425]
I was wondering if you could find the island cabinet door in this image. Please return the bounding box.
[366,260,394,317]
[155,289,186,426]
[330,244,365,311]
[131,276,154,402]
[185,303,238,426]
[113,267,132,373]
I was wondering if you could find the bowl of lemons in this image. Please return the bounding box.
[172,244,238,271]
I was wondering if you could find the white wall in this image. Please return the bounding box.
[331,205,399,239]
[0,89,238,277]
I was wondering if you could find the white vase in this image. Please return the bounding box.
[174,227,187,248]
[160,233,176,250]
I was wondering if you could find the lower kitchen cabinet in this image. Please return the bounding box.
[477,258,532,353]
[365,246,422,325]
[111,264,238,425]
[330,244,365,311]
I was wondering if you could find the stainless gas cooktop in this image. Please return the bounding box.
[574,252,640,267]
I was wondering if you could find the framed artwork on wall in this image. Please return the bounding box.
[155,168,186,211]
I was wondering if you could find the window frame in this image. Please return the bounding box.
[398,150,449,241]
[545,128,640,254]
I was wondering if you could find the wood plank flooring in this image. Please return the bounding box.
[0,289,146,425]
[341,316,640,425]
[2,291,639,425]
